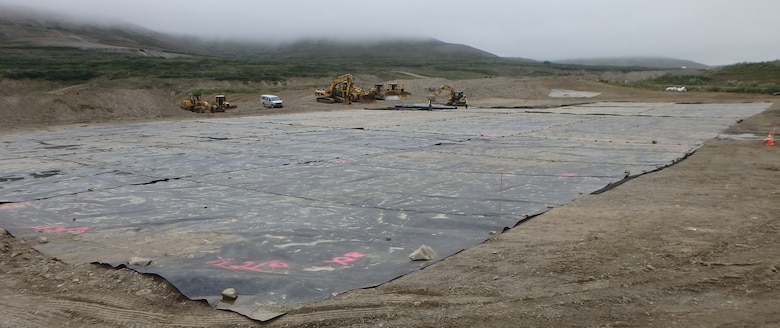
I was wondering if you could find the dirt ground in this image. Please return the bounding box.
[1,76,778,327]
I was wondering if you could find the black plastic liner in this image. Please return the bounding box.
[0,102,769,320]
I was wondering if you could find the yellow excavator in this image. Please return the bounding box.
[315,74,375,104]
[370,83,411,100]
[180,94,211,113]
[431,84,468,107]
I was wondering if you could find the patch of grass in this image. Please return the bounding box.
[0,48,290,83]
[3,47,778,95]
[704,81,780,94]
[0,47,652,84]
[642,74,713,86]
[708,61,780,84]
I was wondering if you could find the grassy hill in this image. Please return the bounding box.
[0,7,194,54]
[621,60,780,94]
[245,38,498,60]
[1,5,777,94]
[557,57,710,70]
[0,5,497,62]
[0,5,515,82]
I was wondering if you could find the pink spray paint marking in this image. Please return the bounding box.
[205,251,366,273]
[205,259,290,273]
[29,225,89,234]
[325,252,365,266]
[0,202,32,210]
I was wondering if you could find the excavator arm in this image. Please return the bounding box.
[315,74,354,102]
[432,84,455,101]
[431,84,467,107]
[315,74,375,104]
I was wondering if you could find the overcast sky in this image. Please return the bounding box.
[2,0,777,66]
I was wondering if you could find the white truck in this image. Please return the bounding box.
[261,95,283,108]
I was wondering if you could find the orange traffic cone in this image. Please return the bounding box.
[766,127,776,146]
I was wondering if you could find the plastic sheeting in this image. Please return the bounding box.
[0,102,770,320]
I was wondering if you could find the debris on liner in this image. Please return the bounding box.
[409,244,437,261]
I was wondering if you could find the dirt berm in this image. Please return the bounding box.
[1,76,778,327]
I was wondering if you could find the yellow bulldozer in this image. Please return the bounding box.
[180,94,211,113]
[370,83,411,100]
[315,74,375,104]
[180,94,237,113]
[212,94,238,112]
[431,84,468,107]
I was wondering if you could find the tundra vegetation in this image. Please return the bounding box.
[2,47,777,94]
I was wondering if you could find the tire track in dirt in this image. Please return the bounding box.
[272,294,497,325]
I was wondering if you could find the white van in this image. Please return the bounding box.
[261,95,283,108]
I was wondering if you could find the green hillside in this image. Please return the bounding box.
[1,6,777,94]
[626,61,780,94]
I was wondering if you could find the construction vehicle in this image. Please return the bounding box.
[370,83,411,100]
[315,74,375,104]
[431,84,468,107]
[212,95,237,112]
[180,94,211,113]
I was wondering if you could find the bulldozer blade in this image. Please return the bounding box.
[386,91,412,99]
[359,94,376,103]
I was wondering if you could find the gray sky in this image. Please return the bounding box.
[2,0,777,66]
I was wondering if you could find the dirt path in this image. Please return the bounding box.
[1,77,778,327]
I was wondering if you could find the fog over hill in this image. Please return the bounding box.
[557,57,710,70]
[0,5,499,61]
[215,38,500,60]
[0,5,709,69]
